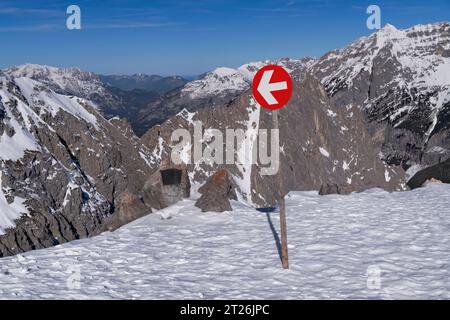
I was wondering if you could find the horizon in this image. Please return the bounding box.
[0,0,449,76]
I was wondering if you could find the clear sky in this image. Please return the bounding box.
[0,0,448,76]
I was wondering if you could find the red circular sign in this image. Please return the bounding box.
[252,65,293,110]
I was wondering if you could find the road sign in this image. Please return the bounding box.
[252,65,293,110]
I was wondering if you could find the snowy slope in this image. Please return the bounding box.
[4,64,107,99]
[0,172,29,235]
[0,183,449,299]
[0,76,99,163]
[317,23,450,98]
[2,64,129,121]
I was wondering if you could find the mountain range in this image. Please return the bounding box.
[4,65,189,136]
[1,22,449,256]
[100,74,187,94]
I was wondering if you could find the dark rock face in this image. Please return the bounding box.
[0,75,158,257]
[195,170,236,212]
[407,158,450,189]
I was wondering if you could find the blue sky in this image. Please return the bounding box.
[0,0,448,76]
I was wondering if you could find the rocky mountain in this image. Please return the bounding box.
[135,58,316,136]
[4,64,123,115]
[311,22,450,180]
[0,72,159,257]
[100,74,187,94]
[141,73,405,207]
[4,64,171,136]
[141,22,450,206]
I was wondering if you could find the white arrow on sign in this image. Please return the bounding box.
[257,70,288,105]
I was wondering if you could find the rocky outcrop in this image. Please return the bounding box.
[102,191,149,231]
[407,158,450,189]
[195,170,236,212]
[0,74,158,257]
[319,183,355,196]
[143,162,190,209]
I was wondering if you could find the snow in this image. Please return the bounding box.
[138,151,152,167]
[426,146,448,154]
[385,169,391,182]
[0,74,101,161]
[14,77,99,129]
[4,64,107,100]
[213,67,240,77]
[319,147,330,158]
[0,92,40,161]
[62,182,79,208]
[176,108,196,125]
[150,136,165,164]
[327,109,337,117]
[342,160,350,171]
[0,184,449,299]
[233,99,261,205]
[0,172,30,235]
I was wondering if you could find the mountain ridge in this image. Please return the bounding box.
[1,21,449,256]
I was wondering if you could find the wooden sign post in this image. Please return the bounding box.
[252,65,292,270]
[273,109,289,269]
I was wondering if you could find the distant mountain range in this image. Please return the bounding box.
[99,74,188,94]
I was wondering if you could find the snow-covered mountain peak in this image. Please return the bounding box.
[312,22,450,170]
[181,58,313,99]
[3,64,107,99]
[378,23,399,34]
[5,64,99,82]
[0,76,101,158]
[2,64,127,120]
[316,22,450,96]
